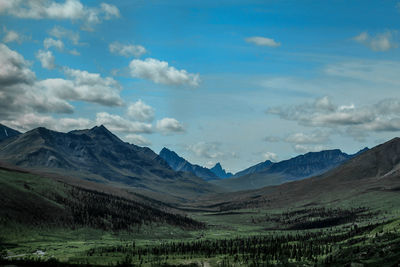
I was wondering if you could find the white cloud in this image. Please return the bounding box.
[156,118,185,134]
[245,36,281,47]
[60,67,124,106]
[0,43,35,86]
[124,134,151,146]
[127,100,154,122]
[129,58,200,87]
[57,117,93,131]
[1,113,93,132]
[44,37,64,51]
[187,142,224,159]
[2,27,25,44]
[262,152,278,162]
[36,50,55,70]
[0,0,120,30]
[49,26,80,45]
[101,3,120,20]
[96,112,152,134]
[109,41,146,58]
[0,44,125,125]
[285,131,330,144]
[352,31,397,52]
[267,96,400,140]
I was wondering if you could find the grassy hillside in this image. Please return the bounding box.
[0,166,204,231]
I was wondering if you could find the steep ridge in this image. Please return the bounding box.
[0,123,20,142]
[159,147,218,180]
[210,163,233,178]
[0,125,219,201]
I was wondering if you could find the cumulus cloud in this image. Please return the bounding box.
[0,43,125,126]
[156,118,185,134]
[245,36,281,47]
[36,50,55,69]
[0,0,120,30]
[0,43,35,86]
[1,113,93,133]
[96,112,152,134]
[44,37,64,51]
[267,96,400,140]
[100,3,120,20]
[129,58,200,87]
[59,67,124,106]
[352,31,397,52]
[127,100,154,122]
[187,142,224,159]
[124,134,151,146]
[2,27,27,44]
[49,26,80,45]
[262,152,278,161]
[109,41,146,58]
[285,131,330,144]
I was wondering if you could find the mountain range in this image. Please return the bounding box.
[159,147,218,180]
[0,123,371,196]
[0,125,219,203]
[211,147,369,191]
[205,137,400,211]
[159,147,232,180]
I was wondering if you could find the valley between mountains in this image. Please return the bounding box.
[0,124,399,266]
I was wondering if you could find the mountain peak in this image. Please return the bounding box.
[210,162,232,179]
[160,147,172,154]
[28,126,54,136]
[160,147,180,159]
[159,147,219,180]
[213,162,222,169]
[87,125,122,142]
[90,124,110,133]
[0,124,21,142]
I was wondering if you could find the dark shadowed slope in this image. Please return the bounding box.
[0,166,204,230]
[159,147,218,180]
[213,148,368,191]
[0,124,20,142]
[205,138,400,211]
[0,125,220,201]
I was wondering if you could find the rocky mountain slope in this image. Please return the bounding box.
[0,125,219,201]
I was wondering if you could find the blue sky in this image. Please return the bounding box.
[1,0,400,173]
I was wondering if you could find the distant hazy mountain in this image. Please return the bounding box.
[159,147,218,181]
[213,148,369,191]
[210,163,233,178]
[233,160,273,177]
[0,125,218,200]
[212,138,400,211]
[0,124,20,142]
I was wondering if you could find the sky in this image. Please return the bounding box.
[1,0,400,173]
